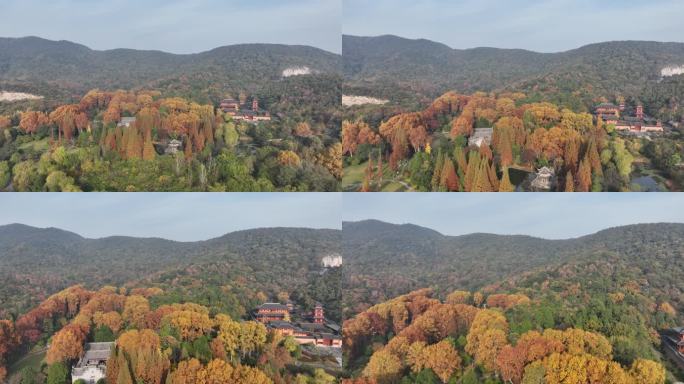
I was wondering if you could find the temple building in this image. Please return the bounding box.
[313,302,325,324]
[71,342,114,384]
[664,327,684,354]
[468,128,493,147]
[595,102,621,122]
[257,301,341,348]
[595,103,663,133]
[531,167,555,190]
[165,139,182,155]
[117,117,137,128]
[220,96,271,123]
[255,303,289,323]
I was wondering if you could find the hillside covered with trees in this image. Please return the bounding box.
[0,285,337,384]
[342,221,684,318]
[343,35,684,118]
[342,219,684,376]
[342,288,670,383]
[0,37,342,191]
[0,84,341,191]
[0,224,342,327]
[0,37,340,106]
[342,91,682,192]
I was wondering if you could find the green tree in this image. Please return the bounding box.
[461,368,478,384]
[20,367,37,384]
[222,123,239,148]
[312,368,336,384]
[413,368,441,384]
[47,362,69,384]
[93,325,115,342]
[0,161,10,189]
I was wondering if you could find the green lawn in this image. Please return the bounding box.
[380,181,408,192]
[342,162,366,187]
[7,347,46,380]
[344,161,413,191]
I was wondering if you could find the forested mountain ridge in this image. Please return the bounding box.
[343,34,684,110]
[0,224,341,321]
[343,222,684,383]
[0,36,341,97]
[0,37,342,192]
[342,221,684,316]
[343,288,672,383]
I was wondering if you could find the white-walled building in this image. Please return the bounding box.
[71,342,114,384]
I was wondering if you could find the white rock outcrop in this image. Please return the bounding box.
[661,65,684,77]
[321,254,343,267]
[282,66,313,77]
[0,91,43,102]
[342,95,389,106]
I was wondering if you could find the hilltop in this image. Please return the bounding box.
[343,34,684,114]
[342,220,684,315]
[0,36,341,104]
[0,224,342,322]
[343,221,684,382]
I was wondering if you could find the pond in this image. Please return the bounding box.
[509,168,534,188]
[631,175,666,192]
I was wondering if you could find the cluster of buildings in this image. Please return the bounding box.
[254,301,341,348]
[71,342,114,384]
[220,97,272,123]
[69,302,340,382]
[594,102,663,134]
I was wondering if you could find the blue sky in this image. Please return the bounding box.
[0,0,341,53]
[0,193,341,241]
[343,0,684,52]
[343,193,684,239]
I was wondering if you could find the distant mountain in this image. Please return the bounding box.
[343,34,684,110]
[342,220,684,315]
[0,36,341,102]
[0,224,341,319]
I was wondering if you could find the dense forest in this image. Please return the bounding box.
[0,37,340,104]
[342,221,684,318]
[342,288,669,383]
[0,84,341,191]
[0,224,342,326]
[342,91,683,192]
[0,285,338,384]
[0,37,342,191]
[343,35,684,114]
[342,35,684,193]
[341,221,684,381]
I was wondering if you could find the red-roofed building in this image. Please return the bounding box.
[255,303,289,323]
